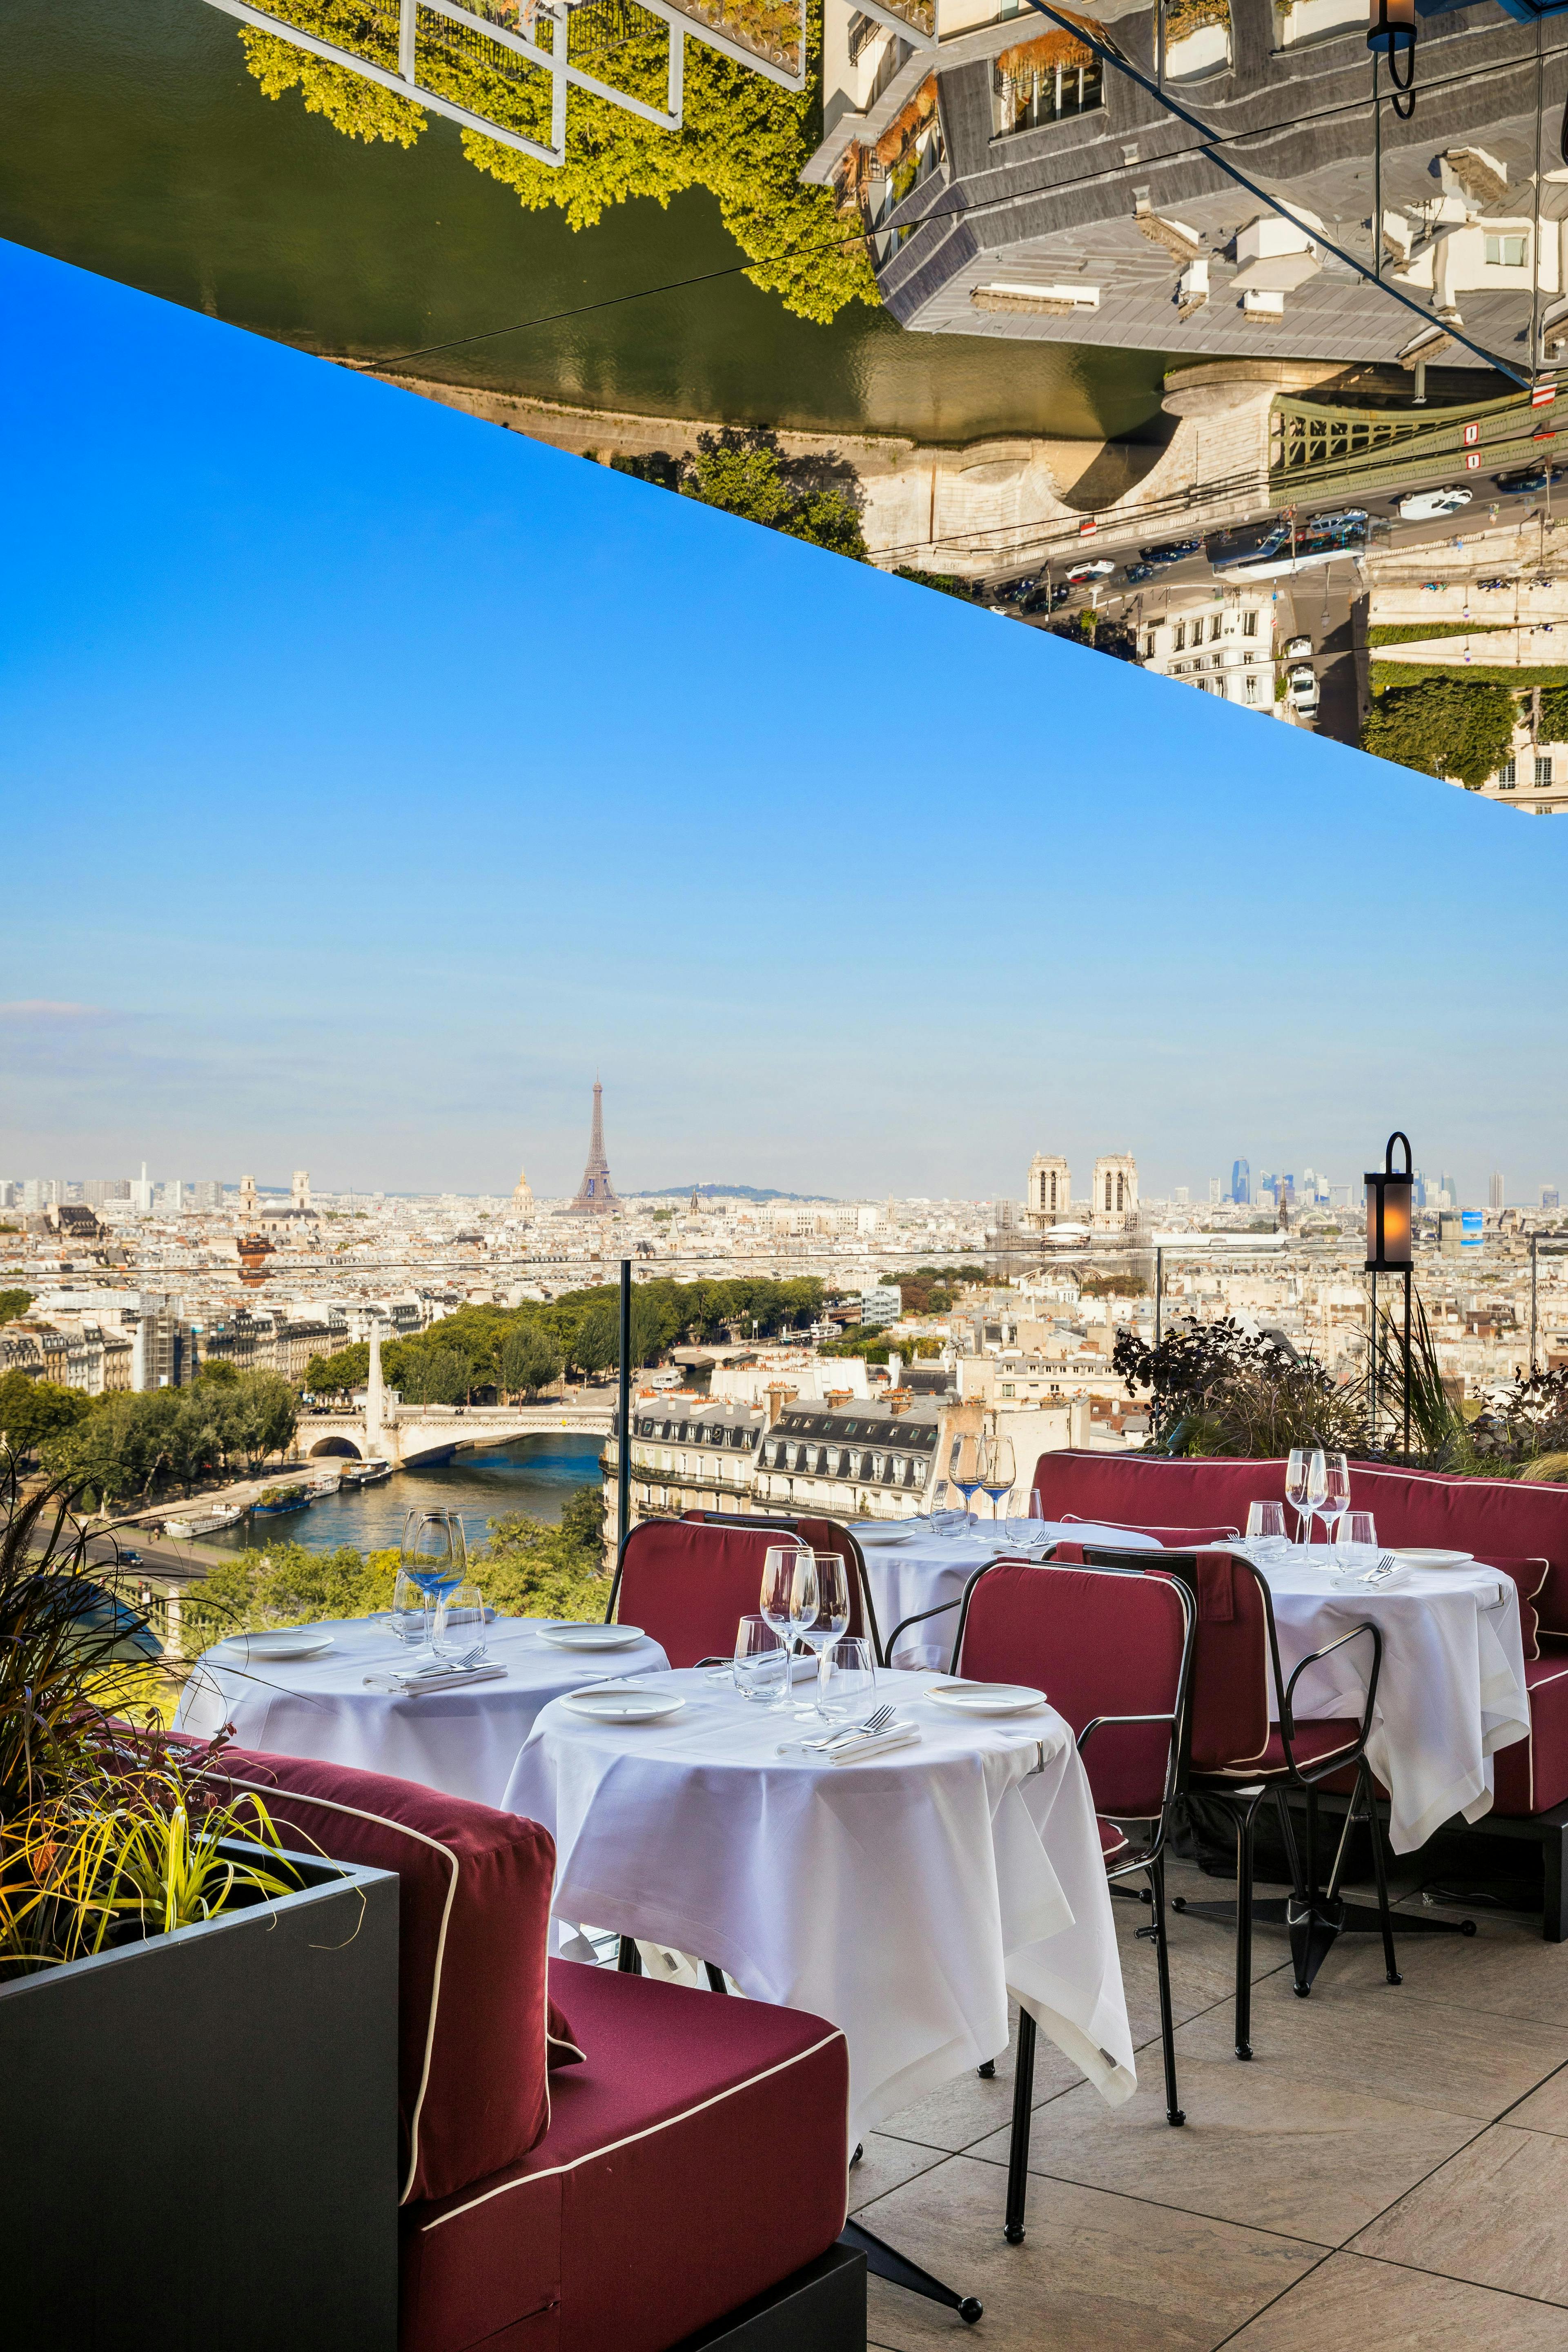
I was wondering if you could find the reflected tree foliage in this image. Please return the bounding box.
[239,1,878,322]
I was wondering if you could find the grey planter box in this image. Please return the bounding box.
[1,1840,399,2350]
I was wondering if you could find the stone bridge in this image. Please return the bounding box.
[300,1401,613,1469]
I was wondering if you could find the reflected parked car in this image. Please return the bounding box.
[1397,486,1472,521]
[1065,559,1116,583]
[1123,562,1159,583]
[1284,635,1312,658]
[1493,466,1561,497]
[1139,538,1203,567]
[1288,664,1320,717]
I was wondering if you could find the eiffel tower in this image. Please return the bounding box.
[568,1078,619,1214]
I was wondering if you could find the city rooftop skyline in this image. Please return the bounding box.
[4,241,1568,1203]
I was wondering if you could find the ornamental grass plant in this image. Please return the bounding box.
[0,1454,289,1980]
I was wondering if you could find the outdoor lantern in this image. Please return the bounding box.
[1367,0,1417,110]
[1365,1131,1415,1274]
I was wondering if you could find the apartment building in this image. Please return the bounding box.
[1140,593,1278,712]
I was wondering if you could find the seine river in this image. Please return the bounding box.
[212,1438,605,1558]
[4,0,1173,446]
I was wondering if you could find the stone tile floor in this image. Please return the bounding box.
[850,1855,1568,2350]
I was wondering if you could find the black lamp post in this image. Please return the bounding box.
[1365,1131,1415,1458]
[1368,0,1417,118]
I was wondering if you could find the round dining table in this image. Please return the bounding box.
[855,1518,1163,1666]
[503,1666,1136,2148]
[174,1615,672,1808]
[1243,1545,1530,1853]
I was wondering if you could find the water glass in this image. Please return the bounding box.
[432,1581,486,1662]
[733,1614,785,1702]
[1338,1511,1378,1575]
[819,1635,877,1721]
[1245,1502,1287,1559]
[1007,1486,1050,1549]
[390,1568,429,1646]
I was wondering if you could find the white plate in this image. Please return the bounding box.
[1389,1548,1474,1572]
[538,1622,646,1650]
[563,1682,684,1724]
[855,1526,917,1548]
[927,1681,1047,1717]
[219,1630,335,1662]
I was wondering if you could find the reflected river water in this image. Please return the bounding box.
[2,0,1174,445]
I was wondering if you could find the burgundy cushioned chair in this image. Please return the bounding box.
[214,1745,857,2352]
[1080,1545,1399,2060]
[675,1510,884,1663]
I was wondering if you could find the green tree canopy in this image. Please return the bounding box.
[0,1374,91,1456]
[500,1323,564,1398]
[1361,675,1519,791]
[0,1290,33,1329]
[40,1371,298,1505]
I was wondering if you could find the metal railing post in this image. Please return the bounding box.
[399,0,416,82]
[617,1257,633,1566]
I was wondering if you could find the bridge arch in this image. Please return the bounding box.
[308,1434,363,1459]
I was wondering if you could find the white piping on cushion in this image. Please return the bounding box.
[420,2027,848,2232]
[225,1776,461,2206]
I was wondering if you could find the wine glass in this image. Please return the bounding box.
[949,1431,986,1526]
[819,1634,876,1722]
[980,1435,1016,1521]
[432,1581,486,1662]
[1285,1449,1315,1549]
[402,1507,468,1607]
[1318,1453,1351,1557]
[793,1551,851,1721]
[733,1614,784,1703]
[390,1567,428,1648]
[761,1542,812,1707]
[1303,1449,1329,1555]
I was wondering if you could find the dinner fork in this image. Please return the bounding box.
[811,1704,896,1751]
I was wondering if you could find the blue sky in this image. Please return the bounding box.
[3,238,1565,1207]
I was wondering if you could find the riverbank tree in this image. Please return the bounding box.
[39,1370,298,1507]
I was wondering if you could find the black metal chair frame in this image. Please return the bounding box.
[1078,1544,1473,2054]
[946,1555,1196,2244]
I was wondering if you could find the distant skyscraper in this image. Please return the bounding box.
[1440,1172,1457,1210]
[1231,1158,1250,1204]
[1543,1186,1561,1212]
[568,1079,619,1214]
[1489,1172,1505,1210]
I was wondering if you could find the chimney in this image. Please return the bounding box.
[765,1383,797,1427]
[825,1388,853,1412]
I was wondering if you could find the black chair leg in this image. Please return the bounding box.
[616,1935,642,1974]
[1148,1853,1185,2126]
[1359,1766,1403,1987]
[1234,1800,1256,2060]
[704,1961,728,1994]
[977,2060,997,2078]
[1004,2009,1038,2245]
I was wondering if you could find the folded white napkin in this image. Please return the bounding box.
[777,1722,921,1764]
[363,1662,508,1693]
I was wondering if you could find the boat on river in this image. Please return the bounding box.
[339,1459,392,1487]
[252,1484,311,1518]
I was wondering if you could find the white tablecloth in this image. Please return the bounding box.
[174,1616,671,1807]
[503,1668,1135,2146]
[859,1521,1163,1667]
[1250,1548,1530,1853]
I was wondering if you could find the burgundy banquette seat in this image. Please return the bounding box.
[214,1744,856,2352]
[1031,1448,1568,1937]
